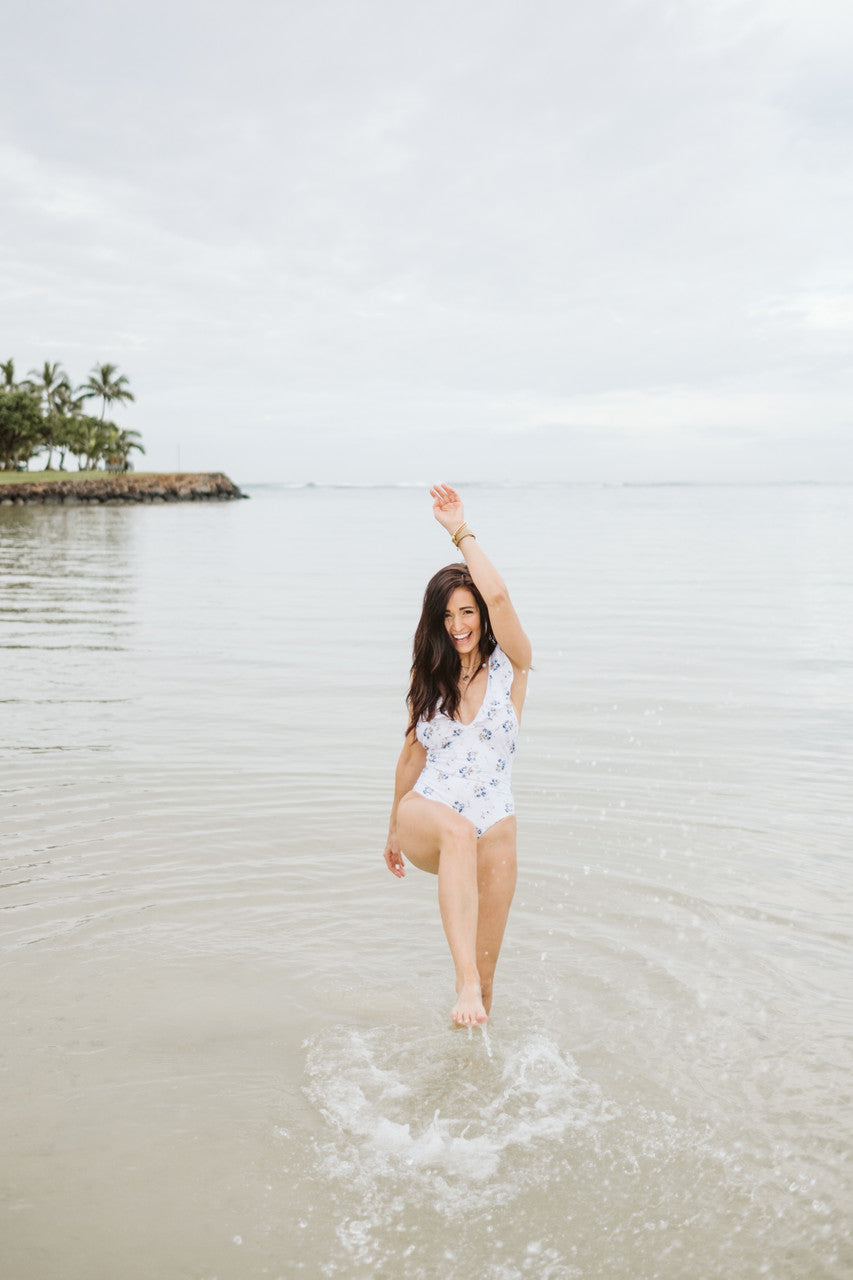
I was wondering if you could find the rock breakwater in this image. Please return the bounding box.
[0,473,247,505]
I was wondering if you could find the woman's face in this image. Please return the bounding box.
[444,587,481,656]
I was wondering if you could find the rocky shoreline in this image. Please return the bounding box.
[0,472,247,505]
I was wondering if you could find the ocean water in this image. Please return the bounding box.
[1,482,851,1279]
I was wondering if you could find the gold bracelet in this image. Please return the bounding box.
[452,522,476,547]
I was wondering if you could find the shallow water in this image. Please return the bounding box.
[1,483,851,1278]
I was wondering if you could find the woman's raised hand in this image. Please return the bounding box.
[430,483,464,535]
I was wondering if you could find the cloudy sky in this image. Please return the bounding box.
[2,0,851,483]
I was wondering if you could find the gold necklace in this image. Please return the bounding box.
[460,660,484,684]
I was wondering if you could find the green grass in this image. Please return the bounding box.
[0,471,162,485]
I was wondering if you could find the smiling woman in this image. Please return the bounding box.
[383,484,532,1027]
[445,587,481,654]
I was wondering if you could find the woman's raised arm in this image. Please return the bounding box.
[430,483,532,673]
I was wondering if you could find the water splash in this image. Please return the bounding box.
[305,1024,613,1204]
[298,1021,849,1279]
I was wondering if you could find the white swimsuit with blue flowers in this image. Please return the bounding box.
[413,645,518,836]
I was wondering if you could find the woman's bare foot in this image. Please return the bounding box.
[452,981,488,1026]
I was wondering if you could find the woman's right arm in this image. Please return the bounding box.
[383,730,427,877]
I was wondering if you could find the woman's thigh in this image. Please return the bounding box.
[476,816,518,890]
[396,791,477,875]
[475,816,518,963]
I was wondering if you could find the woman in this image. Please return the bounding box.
[383,483,532,1027]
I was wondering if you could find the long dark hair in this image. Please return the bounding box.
[406,563,496,734]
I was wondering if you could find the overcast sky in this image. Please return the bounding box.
[2,0,851,483]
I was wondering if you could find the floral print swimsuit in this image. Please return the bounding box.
[413,645,518,836]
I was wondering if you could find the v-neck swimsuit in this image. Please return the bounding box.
[413,645,518,836]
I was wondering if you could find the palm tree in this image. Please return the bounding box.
[81,363,135,420]
[26,361,71,469]
[66,415,106,470]
[1,358,17,390]
[27,360,70,411]
[104,426,145,472]
[50,382,87,470]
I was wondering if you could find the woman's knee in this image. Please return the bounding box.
[439,813,478,856]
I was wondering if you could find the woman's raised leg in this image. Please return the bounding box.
[396,792,488,1026]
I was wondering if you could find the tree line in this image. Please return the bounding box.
[0,359,144,472]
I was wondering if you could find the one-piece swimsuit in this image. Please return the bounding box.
[413,645,518,836]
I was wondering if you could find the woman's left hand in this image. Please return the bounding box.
[430,483,464,535]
